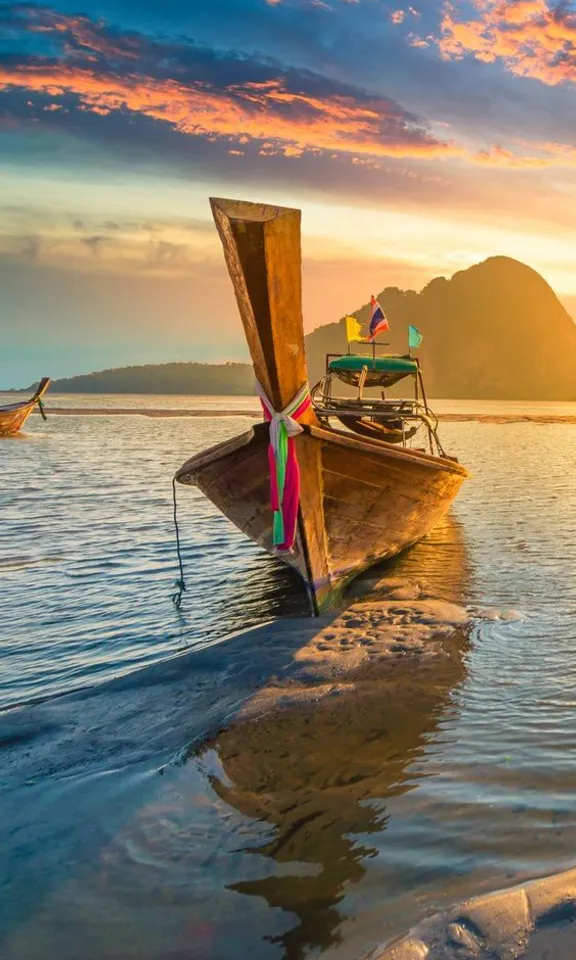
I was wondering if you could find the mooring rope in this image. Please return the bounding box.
[37,398,48,421]
[171,476,186,609]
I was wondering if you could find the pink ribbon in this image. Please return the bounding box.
[256,382,311,552]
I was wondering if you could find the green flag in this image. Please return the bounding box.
[408,324,423,349]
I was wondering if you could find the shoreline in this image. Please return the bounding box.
[26,407,576,424]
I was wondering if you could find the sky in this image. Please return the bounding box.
[2,0,576,386]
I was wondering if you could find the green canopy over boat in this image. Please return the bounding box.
[328,354,418,388]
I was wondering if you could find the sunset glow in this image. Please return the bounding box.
[2,0,576,384]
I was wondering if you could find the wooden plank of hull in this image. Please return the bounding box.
[0,378,51,435]
[208,198,330,607]
[177,425,310,586]
[176,198,468,610]
[176,422,468,610]
[0,402,36,435]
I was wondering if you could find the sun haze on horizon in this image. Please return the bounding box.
[2,0,576,385]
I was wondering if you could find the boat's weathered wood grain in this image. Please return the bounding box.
[209,197,329,603]
[177,423,467,606]
[310,422,468,476]
[210,198,315,424]
[176,197,469,610]
[292,434,331,609]
[178,426,310,584]
[0,378,51,435]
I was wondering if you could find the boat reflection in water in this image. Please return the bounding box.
[197,514,471,960]
[0,516,471,960]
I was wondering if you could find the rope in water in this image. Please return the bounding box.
[171,381,310,605]
[171,476,186,609]
[37,398,48,421]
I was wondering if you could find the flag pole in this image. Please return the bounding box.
[371,294,375,362]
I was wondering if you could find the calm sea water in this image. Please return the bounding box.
[3,396,576,960]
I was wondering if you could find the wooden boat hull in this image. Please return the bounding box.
[175,198,468,612]
[0,402,37,435]
[0,378,51,435]
[176,421,468,610]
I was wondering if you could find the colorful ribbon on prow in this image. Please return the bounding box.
[255,380,311,552]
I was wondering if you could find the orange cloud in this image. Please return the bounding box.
[7,4,576,174]
[17,6,143,61]
[0,63,459,161]
[474,139,576,168]
[432,0,576,85]
[6,59,576,171]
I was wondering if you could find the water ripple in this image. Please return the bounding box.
[4,409,576,960]
[0,414,307,709]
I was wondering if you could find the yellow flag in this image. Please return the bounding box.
[345,315,364,343]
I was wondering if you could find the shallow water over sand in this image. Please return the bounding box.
[3,398,576,959]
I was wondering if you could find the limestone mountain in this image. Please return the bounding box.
[18,258,575,399]
[305,257,576,400]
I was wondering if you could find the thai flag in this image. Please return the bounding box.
[368,295,389,341]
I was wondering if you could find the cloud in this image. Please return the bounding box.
[264,0,359,5]
[81,234,108,256]
[0,198,227,276]
[145,238,187,269]
[4,1,576,180]
[431,0,576,86]
[0,5,458,163]
[474,140,576,167]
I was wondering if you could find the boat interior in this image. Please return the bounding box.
[311,341,448,458]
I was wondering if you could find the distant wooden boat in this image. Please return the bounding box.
[0,378,51,435]
[176,199,468,612]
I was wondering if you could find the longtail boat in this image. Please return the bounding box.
[0,378,51,435]
[175,199,468,611]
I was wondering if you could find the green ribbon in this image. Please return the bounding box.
[272,419,289,545]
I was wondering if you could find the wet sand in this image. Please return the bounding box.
[372,865,576,959]
[1,572,469,789]
[1,572,473,960]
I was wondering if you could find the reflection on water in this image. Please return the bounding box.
[6,408,576,960]
[367,513,471,605]
[197,517,470,960]
[0,513,472,960]
[207,659,469,954]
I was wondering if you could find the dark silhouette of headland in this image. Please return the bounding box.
[16,257,576,400]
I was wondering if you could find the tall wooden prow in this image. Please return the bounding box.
[32,377,51,404]
[210,198,318,426]
[210,197,329,611]
[176,197,467,614]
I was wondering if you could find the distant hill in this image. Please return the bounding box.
[17,257,576,400]
[305,256,576,400]
[33,362,254,395]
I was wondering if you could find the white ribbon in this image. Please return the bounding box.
[255,380,307,459]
